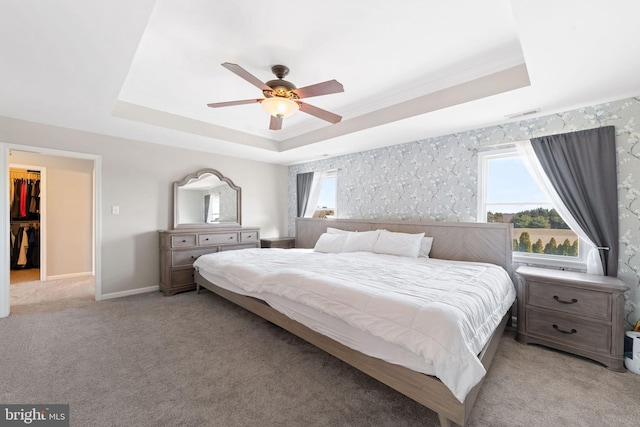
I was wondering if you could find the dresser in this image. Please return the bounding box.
[159,227,260,296]
[515,266,628,371]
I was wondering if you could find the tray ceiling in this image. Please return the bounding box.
[2,1,640,164]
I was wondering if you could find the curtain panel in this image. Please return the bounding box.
[530,126,618,276]
[204,194,210,222]
[516,141,602,274]
[296,172,314,218]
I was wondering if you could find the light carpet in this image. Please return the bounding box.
[1,287,639,426]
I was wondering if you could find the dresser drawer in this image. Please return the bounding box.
[160,227,261,297]
[172,248,217,267]
[527,280,611,321]
[199,233,238,245]
[171,234,197,248]
[172,269,195,286]
[526,307,610,353]
[241,231,259,242]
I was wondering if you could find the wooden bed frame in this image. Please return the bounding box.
[195,218,513,427]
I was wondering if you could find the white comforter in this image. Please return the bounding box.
[193,248,515,401]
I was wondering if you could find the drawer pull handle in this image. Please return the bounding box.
[205,238,209,241]
[229,236,234,240]
[181,240,186,243]
[553,295,578,305]
[552,324,577,335]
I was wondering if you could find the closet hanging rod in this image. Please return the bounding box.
[9,170,41,179]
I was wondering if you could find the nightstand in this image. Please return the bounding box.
[515,266,628,371]
[260,237,295,249]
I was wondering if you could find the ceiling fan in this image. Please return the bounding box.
[207,62,344,130]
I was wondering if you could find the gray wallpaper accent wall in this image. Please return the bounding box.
[288,96,640,326]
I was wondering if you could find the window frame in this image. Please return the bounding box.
[303,169,338,218]
[477,146,588,270]
[205,192,220,223]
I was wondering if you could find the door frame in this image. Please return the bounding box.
[1,143,102,318]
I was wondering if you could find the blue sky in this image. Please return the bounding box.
[487,157,551,213]
[317,177,337,209]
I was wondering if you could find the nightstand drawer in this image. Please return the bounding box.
[172,248,217,267]
[526,307,610,353]
[260,237,295,249]
[527,280,611,321]
[171,234,197,248]
[515,266,628,371]
[199,233,238,245]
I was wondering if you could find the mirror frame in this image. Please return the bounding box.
[173,168,241,229]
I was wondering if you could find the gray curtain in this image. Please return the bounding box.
[204,195,210,222]
[530,126,618,276]
[296,172,314,217]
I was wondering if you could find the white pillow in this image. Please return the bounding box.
[313,233,347,253]
[326,227,350,235]
[373,230,424,257]
[341,230,381,253]
[419,237,434,258]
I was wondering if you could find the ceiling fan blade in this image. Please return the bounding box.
[293,80,344,99]
[298,102,342,124]
[207,99,262,108]
[269,115,283,130]
[222,62,272,92]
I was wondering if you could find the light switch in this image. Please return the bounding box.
[112,205,120,215]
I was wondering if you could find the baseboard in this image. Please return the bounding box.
[45,272,94,281]
[99,285,159,301]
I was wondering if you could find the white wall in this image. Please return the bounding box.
[0,116,289,297]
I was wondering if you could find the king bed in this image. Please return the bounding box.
[193,218,515,427]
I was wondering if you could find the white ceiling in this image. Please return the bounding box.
[2,1,640,165]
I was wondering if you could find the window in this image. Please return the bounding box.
[304,169,337,217]
[477,147,587,268]
[205,193,220,223]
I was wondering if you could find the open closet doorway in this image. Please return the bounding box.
[9,164,45,284]
[1,146,100,317]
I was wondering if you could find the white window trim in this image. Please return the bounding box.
[303,169,337,218]
[477,146,588,270]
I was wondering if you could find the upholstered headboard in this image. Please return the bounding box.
[295,218,513,272]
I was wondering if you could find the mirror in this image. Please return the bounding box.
[173,169,241,228]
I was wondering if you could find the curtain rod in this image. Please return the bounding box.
[296,168,341,174]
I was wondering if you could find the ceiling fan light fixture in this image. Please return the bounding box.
[261,96,299,118]
[209,63,343,129]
